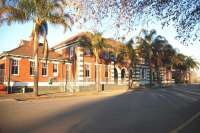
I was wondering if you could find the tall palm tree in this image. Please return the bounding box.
[161,44,176,84]
[80,32,107,91]
[92,32,110,91]
[125,39,138,89]
[152,35,169,86]
[136,29,156,87]
[0,0,73,96]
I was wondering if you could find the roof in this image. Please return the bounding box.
[2,40,66,61]
[52,32,125,50]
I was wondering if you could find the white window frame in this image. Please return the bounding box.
[29,61,35,76]
[69,47,74,59]
[42,62,48,77]
[85,64,90,80]
[11,59,19,75]
[105,65,109,78]
[53,63,58,77]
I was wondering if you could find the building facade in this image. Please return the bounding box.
[0,32,174,93]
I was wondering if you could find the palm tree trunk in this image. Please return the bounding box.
[33,28,39,96]
[34,53,39,96]
[96,57,100,92]
[7,58,11,93]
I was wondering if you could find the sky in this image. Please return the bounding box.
[0,20,200,75]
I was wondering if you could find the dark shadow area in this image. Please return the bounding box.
[2,85,200,133]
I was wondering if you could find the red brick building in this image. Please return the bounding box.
[0,32,129,93]
[0,40,70,92]
[0,32,174,93]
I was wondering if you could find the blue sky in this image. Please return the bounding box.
[0,20,200,74]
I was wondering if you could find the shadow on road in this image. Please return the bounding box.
[2,85,200,133]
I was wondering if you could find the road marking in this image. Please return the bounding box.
[169,111,200,133]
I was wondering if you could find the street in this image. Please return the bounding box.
[0,85,200,133]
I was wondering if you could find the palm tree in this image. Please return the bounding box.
[172,53,186,83]
[136,29,156,87]
[125,39,138,89]
[92,32,111,91]
[182,56,199,83]
[172,54,199,83]
[152,35,169,86]
[161,44,176,84]
[79,32,107,91]
[0,0,73,96]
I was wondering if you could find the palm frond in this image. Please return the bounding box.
[0,5,27,25]
[47,13,71,32]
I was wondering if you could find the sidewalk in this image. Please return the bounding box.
[0,88,128,101]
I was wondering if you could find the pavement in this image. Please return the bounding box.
[0,84,200,133]
[0,88,129,101]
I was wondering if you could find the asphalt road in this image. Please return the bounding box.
[0,85,200,133]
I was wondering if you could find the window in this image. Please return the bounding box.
[53,64,58,76]
[30,61,35,76]
[69,47,74,58]
[85,64,90,78]
[11,59,19,75]
[84,49,91,56]
[105,65,109,78]
[42,63,47,76]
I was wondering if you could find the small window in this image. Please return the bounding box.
[11,59,19,75]
[42,63,47,76]
[30,61,35,76]
[105,65,108,78]
[85,64,90,78]
[53,64,58,76]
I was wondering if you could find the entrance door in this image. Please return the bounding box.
[114,68,118,84]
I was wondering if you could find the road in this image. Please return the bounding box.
[0,85,200,133]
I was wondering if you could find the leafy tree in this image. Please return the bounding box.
[0,0,73,96]
[67,0,200,45]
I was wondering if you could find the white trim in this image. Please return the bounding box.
[51,61,59,64]
[10,57,21,60]
[28,59,34,62]
[84,62,91,65]
[40,60,50,63]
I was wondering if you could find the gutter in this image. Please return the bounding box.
[52,40,80,51]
